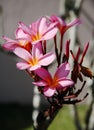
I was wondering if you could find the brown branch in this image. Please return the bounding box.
[33,106,61,130]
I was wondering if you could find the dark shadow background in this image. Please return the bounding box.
[0,103,33,130]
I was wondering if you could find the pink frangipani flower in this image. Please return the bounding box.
[18,17,58,44]
[13,43,56,71]
[2,36,19,51]
[33,62,74,97]
[47,15,81,35]
[2,28,31,52]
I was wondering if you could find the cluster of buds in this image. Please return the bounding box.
[2,15,93,112]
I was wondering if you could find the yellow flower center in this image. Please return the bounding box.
[19,40,32,51]
[29,57,39,66]
[32,33,41,42]
[19,40,28,46]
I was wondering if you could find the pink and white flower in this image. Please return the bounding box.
[47,15,81,35]
[2,28,32,52]
[33,62,74,97]
[13,43,56,71]
[18,17,58,44]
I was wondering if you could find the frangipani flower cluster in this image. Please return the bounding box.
[2,15,93,102]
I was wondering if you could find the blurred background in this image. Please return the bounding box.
[0,0,94,130]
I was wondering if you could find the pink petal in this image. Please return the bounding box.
[39,17,48,35]
[32,80,47,86]
[54,62,70,80]
[30,18,41,32]
[30,23,37,33]
[68,19,81,27]
[58,79,74,87]
[39,52,56,66]
[18,22,31,35]
[3,36,16,42]
[16,62,30,70]
[47,21,58,30]
[16,37,31,42]
[48,15,66,26]
[35,68,52,81]
[2,42,18,51]
[32,42,43,58]
[32,39,41,45]
[14,47,32,62]
[29,64,41,71]
[15,28,29,39]
[42,28,58,40]
[44,87,56,97]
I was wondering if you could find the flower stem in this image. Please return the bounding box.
[43,40,46,54]
[58,34,63,65]
[54,35,59,66]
